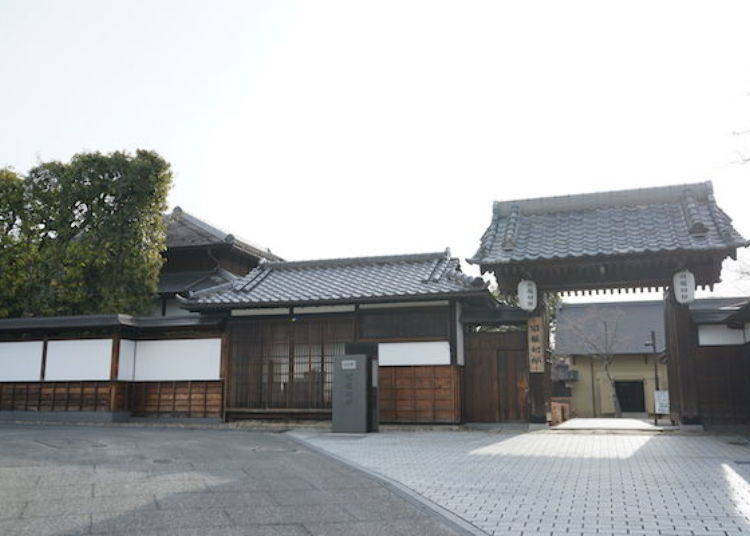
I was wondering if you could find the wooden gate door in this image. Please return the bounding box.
[464,329,528,422]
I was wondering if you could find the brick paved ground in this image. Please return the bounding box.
[0,424,464,536]
[293,430,750,536]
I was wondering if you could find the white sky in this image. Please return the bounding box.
[2,1,750,299]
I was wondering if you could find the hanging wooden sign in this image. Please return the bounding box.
[527,315,545,373]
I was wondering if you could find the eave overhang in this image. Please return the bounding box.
[181,289,492,313]
[480,248,736,294]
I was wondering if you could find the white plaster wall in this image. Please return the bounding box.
[697,325,746,346]
[45,339,112,381]
[118,340,136,381]
[378,341,451,366]
[0,341,44,381]
[132,338,221,381]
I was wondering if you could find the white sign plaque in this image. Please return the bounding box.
[341,359,357,370]
[673,270,695,304]
[517,279,537,312]
[654,390,670,415]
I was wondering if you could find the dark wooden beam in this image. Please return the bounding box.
[488,251,727,293]
[109,330,121,413]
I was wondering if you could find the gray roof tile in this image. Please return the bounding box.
[186,250,487,308]
[470,181,747,265]
[165,207,282,261]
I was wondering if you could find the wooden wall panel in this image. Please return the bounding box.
[128,381,223,418]
[0,381,222,417]
[379,365,461,423]
[694,345,750,425]
[111,382,130,412]
[0,382,112,412]
[666,292,750,426]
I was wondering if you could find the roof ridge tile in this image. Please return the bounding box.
[262,251,447,270]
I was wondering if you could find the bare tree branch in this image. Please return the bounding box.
[561,306,635,417]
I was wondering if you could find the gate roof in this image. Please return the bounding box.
[470,181,747,293]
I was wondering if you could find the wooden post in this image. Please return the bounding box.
[109,331,121,413]
[220,326,230,421]
[40,337,48,381]
[664,291,700,424]
[448,301,458,365]
[527,296,550,423]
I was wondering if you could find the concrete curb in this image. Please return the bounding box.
[286,431,488,536]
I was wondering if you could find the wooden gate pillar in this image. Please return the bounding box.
[664,291,701,424]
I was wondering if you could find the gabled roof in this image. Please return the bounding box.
[555,296,750,355]
[185,250,488,309]
[158,268,238,296]
[726,300,750,326]
[165,207,282,261]
[470,181,747,265]
[555,301,666,355]
[689,296,750,324]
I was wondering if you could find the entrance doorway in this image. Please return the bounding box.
[464,329,529,422]
[614,381,645,413]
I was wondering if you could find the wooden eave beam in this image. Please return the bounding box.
[485,249,731,293]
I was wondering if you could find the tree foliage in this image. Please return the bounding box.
[0,150,172,317]
[0,168,36,317]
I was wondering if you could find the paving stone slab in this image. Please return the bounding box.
[91,508,232,533]
[226,504,355,525]
[0,514,91,536]
[0,424,465,536]
[293,429,750,536]
[24,495,158,516]
[156,490,276,509]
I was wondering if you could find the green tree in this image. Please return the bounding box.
[0,168,38,317]
[1,150,172,317]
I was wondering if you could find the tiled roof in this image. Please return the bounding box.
[165,207,282,261]
[555,296,750,355]
[158,268,238,295]
[470,181,747,265]
[689,296,750,324]
[185,250,488,309]
[555,301,665,355]
[725,300,750,325]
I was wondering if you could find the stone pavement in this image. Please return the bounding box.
[553,418,668,431]
[293,430,750,536]
[0,424,466,536]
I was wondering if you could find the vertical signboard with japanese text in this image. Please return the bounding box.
[527,316,545,373]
